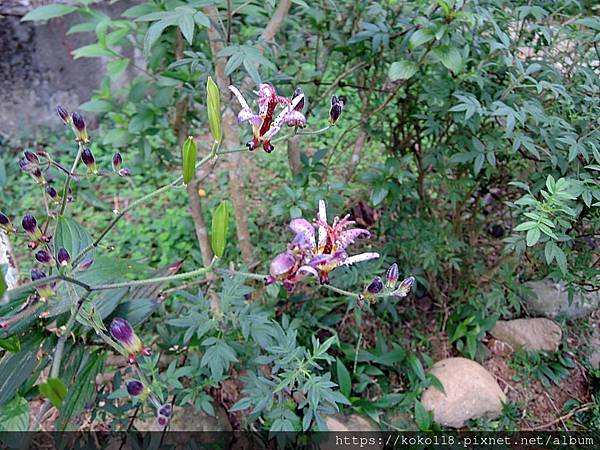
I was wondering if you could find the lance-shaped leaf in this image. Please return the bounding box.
[181,136,197,184]
[39,378,68,408]
[206,76,222,143]
[211,201,229,258]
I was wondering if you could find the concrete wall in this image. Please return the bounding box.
[0,0,138,138]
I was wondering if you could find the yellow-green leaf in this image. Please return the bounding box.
[211,201,229,258]
[206,77,222,143]
[181,136,197,184]
[39,378,68,408]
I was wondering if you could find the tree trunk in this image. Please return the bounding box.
[287,135,302,176]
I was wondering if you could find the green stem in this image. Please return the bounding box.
[90,266,212,291]
[58,142,83,217]
[320,283,360,298]
[213,267,267,281]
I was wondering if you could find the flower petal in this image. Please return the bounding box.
[238,108,262,127]
[290,219,316,250]
[343,252,380,266]
[282,110,306,128]
[317,200,327,250]
[337,228,370,248]
[270,251,297,277]
[297,265,318,279]
[229,85,251,110]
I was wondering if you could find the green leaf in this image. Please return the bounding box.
[177,12,195,45]
[39,378,68,408]
[0,396,29,432]
[72,44,115,59]
[335,358,352,398]
[431,45,463,74]
[55,217,93,259]
[526,227,541,247]
[414,400,431,431]
[58,352,104,431]
[0,269,6,300]
[0,333,44,406]
[409,29,434,49]
[0,336,20,353]
[407,353,426,382]
[371,185,389,206]
[211,201,230,258]
[181,136,198,184]
[206,77,222,142]
[389,60,418,81]
[22,4,77,21]
[107,58,130,79]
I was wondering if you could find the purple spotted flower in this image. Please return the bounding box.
[265,200,379,290]
[229,83,306,153]
[110,317,151,363]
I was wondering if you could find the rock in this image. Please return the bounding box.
[134,405,232,432]
[490,318,562,352]
[524,279,600,319]
[326,413,379,431]
[589,324,600,370]
[421,357,506,428]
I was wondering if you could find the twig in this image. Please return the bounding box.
[523,402,594,430]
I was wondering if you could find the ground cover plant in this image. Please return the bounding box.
[0,0,599,440]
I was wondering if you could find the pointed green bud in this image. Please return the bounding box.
[206,76,222,143]
[181,136,197,185]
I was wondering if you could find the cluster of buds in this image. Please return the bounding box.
[19,150,45,184]
[358,263,415,307]
[57,105,89,144]
[125,379,172,429]
[22,214,51,250]
[110,317,152,364]
[36,247,71,268]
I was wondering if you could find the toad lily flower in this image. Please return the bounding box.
[266,200,379,290]
[229,83,306,153]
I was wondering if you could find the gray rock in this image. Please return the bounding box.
[421,357,506,428]
[490,318,562,352]
[524,279,600,319]
[135,405,232,432]
[326,413,379,431]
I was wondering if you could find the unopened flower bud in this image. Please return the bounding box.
[71,112,89,142]
[56,105,70,125]
[31,268,52,300]
[158,404,172,418]
[81,148,97,174]
[31,167,44,182]
[57,247,70,266]
[329,95,346,125]
[112,152,122,172]
[35,250,53,264]
[385,263,399,289]
[118,168,130,177]
[292,87,305,112]
[126,379,145,397]
[19,158,31,172]
[0,212,10,226]
[110,317,148,362]
[24,151,39,164]
[78,258,94,271]
[367,276,383,294]
[46,186,58,199]
[22,214,38,234]
[157,415,169,429]
[392,276,415,298]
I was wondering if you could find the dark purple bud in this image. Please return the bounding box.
[57,247,70,266]
[158,404,172,418]
[329,95,344,125]
[393,276,415,298]
[118,168,130,177]
[31,268,47,281]
[385,263,399,289]
[71,112,86,132]
[292,87,305,112]
[56,105,70,124]
[35,250,53,264]
[157,415,169,429]
[22,214,37,233]
[0,212,9,226]
[110,317,142,355]
[367,276,383,294]
[46,186,58,198]
[81,148,95,167]
[126,379,144,396]
[24,151,39,164]
[112,152,122,171]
